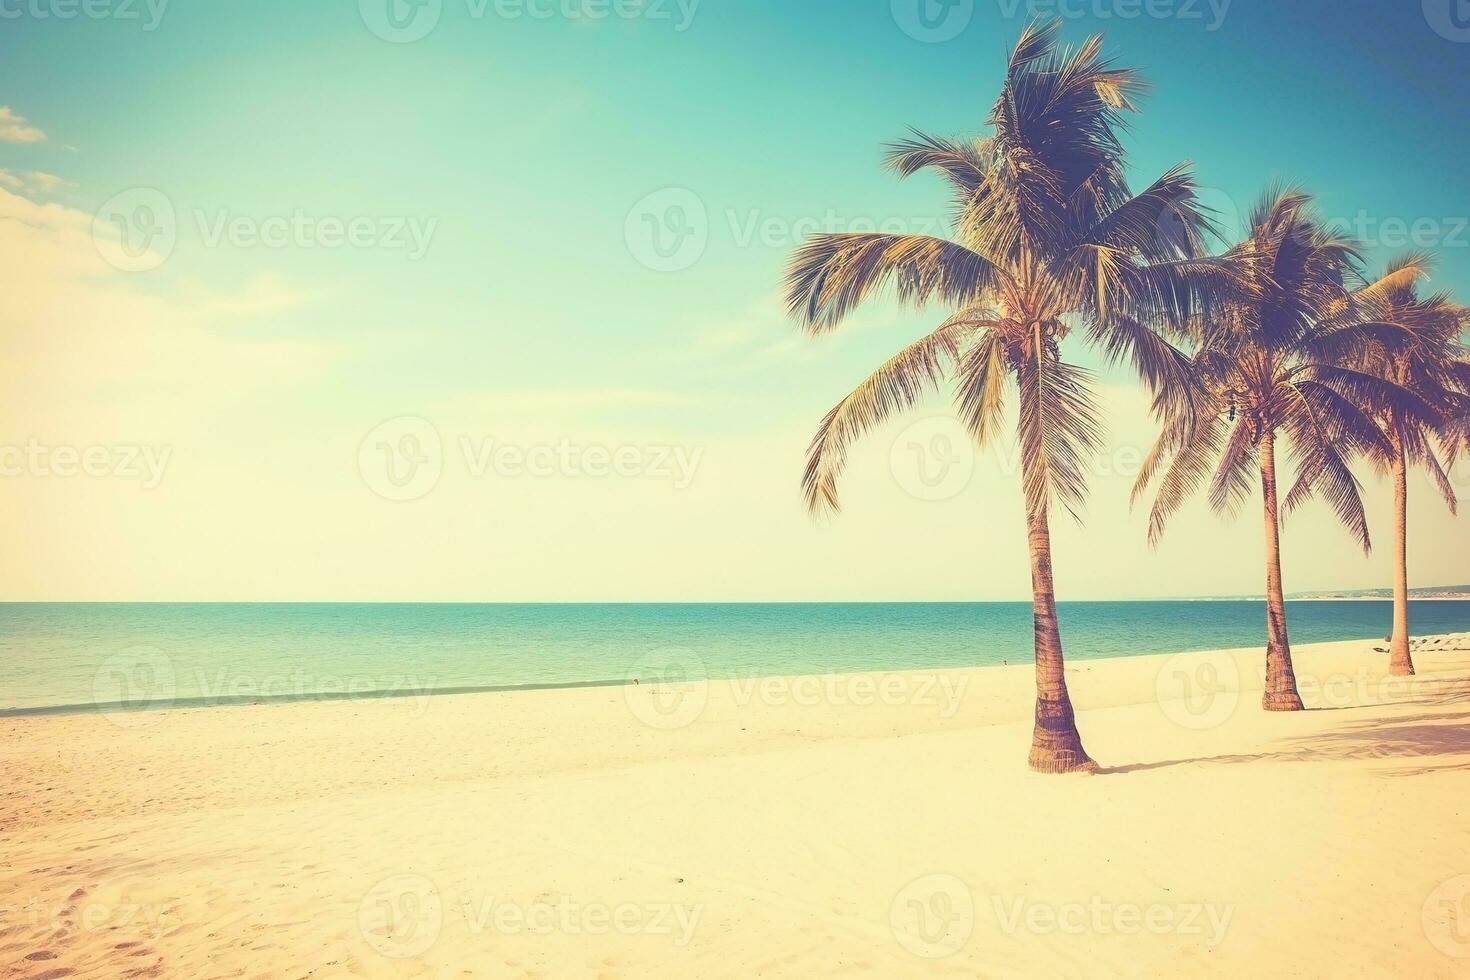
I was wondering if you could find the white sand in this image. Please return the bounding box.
[3,635,1470,978]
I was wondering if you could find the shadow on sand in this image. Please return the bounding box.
[1103,675,1470,777]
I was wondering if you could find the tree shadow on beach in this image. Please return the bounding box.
[1303,677,1470,712]
[1403,677,1470,706]
[1104,681,1470,777]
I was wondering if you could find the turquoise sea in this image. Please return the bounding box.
[2,601,1467,716]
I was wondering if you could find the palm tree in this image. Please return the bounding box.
[1350,254,1470,675]
[1136,189,1431,710]
[782,21,1234,773]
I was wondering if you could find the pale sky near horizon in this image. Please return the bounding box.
[2,1,1468,601]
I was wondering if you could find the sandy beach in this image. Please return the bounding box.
[3,635,1469,979]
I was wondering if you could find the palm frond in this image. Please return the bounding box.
[883,130,994,202]
[783,233,1002,335]
[1307,364,1440,433]
[1014,348,1103,522]
[954,328,1011,449]
[1079,163,1216,261]
[1422,446,1460,515]
[1279,387,1372,553]
[1207,416,1258,518]
[1087,314,1201,424]
[800,315,991,515]
[1142,414,1227,547]
[1354,251,1432,311]
[1109,255,1246,333]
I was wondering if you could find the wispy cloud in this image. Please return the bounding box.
[0,183,332,434]
[176,274,315,323]
[0,106,45,143]
[423,386,705,446]
[666,297,895,370]
[0,169,70,196]
[448,387,697,415]
[656,300,806,368]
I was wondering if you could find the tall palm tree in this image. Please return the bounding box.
[1350,254,1470,675]
[1136,189,1431,710]
[781,21,1235,773]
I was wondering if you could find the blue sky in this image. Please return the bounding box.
[1,1,1467,600]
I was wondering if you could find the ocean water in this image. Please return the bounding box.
[1,601,1467,715]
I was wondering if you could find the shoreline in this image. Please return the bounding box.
[8,622,1468,721]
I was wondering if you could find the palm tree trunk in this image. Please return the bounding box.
[1389,437,1415,676]
[1258,428,1304,711]
[1022,485,1098,773]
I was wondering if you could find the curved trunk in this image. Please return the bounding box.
[1259,429,1304,711]
[1022,482,1098,774]
[1389,437,1415,676]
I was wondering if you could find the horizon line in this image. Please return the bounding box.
[2,594,1467,606]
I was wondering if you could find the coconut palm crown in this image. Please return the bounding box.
[781,20,1238,773]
